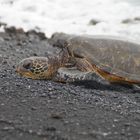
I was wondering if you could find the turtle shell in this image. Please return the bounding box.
[65,35,140,82]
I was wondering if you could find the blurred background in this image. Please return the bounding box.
[0,0,140,40]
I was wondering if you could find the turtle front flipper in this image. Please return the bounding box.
[52,67,96,83]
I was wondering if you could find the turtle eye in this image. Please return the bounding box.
[23,62,32,70]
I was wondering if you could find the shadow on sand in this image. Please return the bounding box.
[72,80,140,93]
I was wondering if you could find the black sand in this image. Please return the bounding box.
[0,27,140,140]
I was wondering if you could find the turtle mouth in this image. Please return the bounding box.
[16,65,35,79]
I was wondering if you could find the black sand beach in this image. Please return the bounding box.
[0,27,140,140]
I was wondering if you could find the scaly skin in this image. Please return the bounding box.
[16,47,70,80]
[16,33,140,84]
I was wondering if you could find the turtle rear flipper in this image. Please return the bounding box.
[75,57,140,85]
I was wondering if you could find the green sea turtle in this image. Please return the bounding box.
[16,33,140,84]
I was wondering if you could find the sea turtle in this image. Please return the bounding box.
[16,33,140,85]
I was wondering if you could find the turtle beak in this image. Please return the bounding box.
[15,64,21,73]
[15,63,30,76]
[15,64,34,79]
[16,58,33,74]
[16,64,23,73]
[15,66,19,73]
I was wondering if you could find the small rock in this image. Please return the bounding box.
[50,113,63,119]
[88,19,100,25]
[122,19,133,24]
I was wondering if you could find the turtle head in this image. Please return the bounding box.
[16,57,55,79]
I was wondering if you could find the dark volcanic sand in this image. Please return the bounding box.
[0,27,140,140]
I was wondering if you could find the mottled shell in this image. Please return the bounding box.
[51,33,140,82]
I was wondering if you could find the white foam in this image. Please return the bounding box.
[0,0,140,41]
